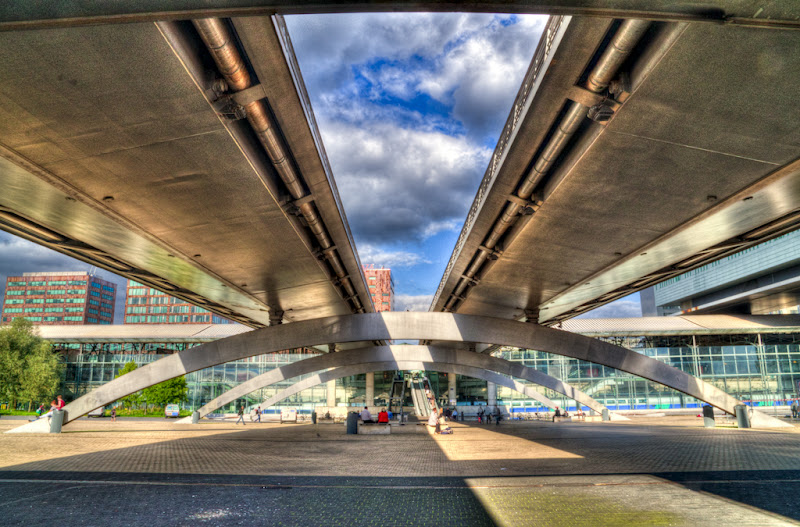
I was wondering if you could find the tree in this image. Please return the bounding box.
[114,361,142,409]
[0,318,62,410]
[142,376,188,410]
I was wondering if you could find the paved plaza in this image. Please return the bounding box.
[1,416,799,526]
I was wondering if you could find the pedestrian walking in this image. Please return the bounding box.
[792,400,798,419]
[236,405,246,425]
[494,406,502,425]
[451,408,458,422]
[256,406,262,423]
[111,407,117,422]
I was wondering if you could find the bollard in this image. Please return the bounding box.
[734,404,751,429]
[702,405,715,428]
[346,412,359,434]
[192,411,200,424]
[49,409,65,433]
[601,408,610,421]
[311,411,317,424]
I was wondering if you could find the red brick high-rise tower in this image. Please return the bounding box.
[362,265,393,312]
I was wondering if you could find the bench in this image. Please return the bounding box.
[357,422,391,435]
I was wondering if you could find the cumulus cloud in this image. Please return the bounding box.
[0,232,128,323]
[286,13,545,247]
[322,120,491,243]
[394,294,434,312]
[358,243,430,268]
[577,299,643,319]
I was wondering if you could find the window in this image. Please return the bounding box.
[128,288,146,296]
[28,281,47,286]
[24,308,43,313]
[48,289,66,295]
[87,317,98,323]
[67,289,86,295]
[3,308,22,313]
[48,280,67,286]
[101,294,114,301]
[4,299,23,305]
[65,298,84,304]
[169,315,190,323]
[150,306,168,314]
[147,315,167,323]
[6,291,25,295]
[46,299,65,304]
[27,288,46,294]
[44,307,63,313]
[65,307,83,313]
[102,285,115,292]
[368,276,376,280]
[67,280,87,286]
[44,316,62,322]
[101,303,112,310]
[125,315,145,323]
[64,316,83,322]
[24,316,42,322]
[129,280,144,287]
[88,299,99,306]
[7,281,26,286]
[87,308,99,315]
[368,284,375,289]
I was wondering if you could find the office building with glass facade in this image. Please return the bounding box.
[124,280,232,324]
[1,271,116,325]
[642,229,800,316]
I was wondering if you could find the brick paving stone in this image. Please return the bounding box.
[1,416,799,526]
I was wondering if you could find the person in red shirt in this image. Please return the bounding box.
[31,395,65,421]
[377,409,389,423]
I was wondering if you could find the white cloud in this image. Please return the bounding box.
[358,244,430,268]
[323,119,491,243]
[394,294,434,312]
[577,299,643,319]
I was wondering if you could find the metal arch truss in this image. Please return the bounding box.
[8,312,789,432]
[179,346,628,421]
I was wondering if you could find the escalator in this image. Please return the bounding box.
[409,376,438,417]
[388,376,406,420]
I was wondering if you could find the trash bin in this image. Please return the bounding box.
[50,409,65,433]
[192,411,200,424]
[702,405,715,428]
[734,404,751,428]
[346,412,359,435]
[311,411,317,424]
[601,408,610,421]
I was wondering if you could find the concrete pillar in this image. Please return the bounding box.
[448,373,457,406]
[487,381,497,407]
[365,372,375,405]
[327,379,336,407]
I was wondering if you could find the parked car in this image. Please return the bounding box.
[165,404,180,418]
[88,406,105,418]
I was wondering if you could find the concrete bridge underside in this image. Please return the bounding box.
[181,346,626,421]
[8,312,789,432]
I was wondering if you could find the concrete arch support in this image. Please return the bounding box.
[8,312,788,432]
[179,346,626,421]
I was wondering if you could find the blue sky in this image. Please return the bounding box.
[0,13,642,320]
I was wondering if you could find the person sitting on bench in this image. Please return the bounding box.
[361,406,374,424]
[377,409,389,424]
